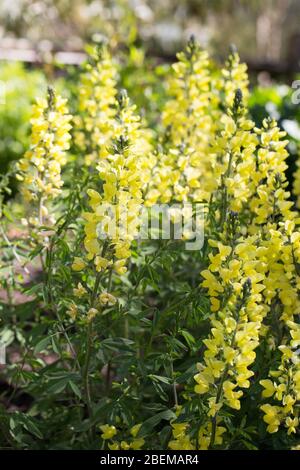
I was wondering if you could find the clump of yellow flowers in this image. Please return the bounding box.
[10,37,300,451]
[83,89,151,276]
[147,36,215,205]
[146,39,249,207]
[167,58,300,448]
[200,102,299,446]
[260,318,300,434]
[73,44,118,166]
[73,45,155,278]
[79,41,300,449]
[17,86,72,225]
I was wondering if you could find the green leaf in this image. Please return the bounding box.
[151,381,169,402]
[138,410,177,438]
[241,439,258,450]
[101,337,135,352]
[69,381,82,399]
[34,336,51,354]
[51,336,60,355]
[177,364,197,384]
[11,412,43,439]
[148,374,171,385]
[46,378,69,394]
[179,329,195,349]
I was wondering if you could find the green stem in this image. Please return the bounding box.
[82,320,93,422]
[46,239,80,370]
[82,270,102,437]
[170,360,178,407]
[0,225,29,274]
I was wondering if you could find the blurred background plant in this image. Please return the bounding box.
[0,62,45,176]
[0,61,72,207]
[249,80,300,191]
[2,0,300,63]
[1,1,300,178]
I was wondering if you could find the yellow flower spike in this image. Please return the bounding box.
[220,47,249,108]
[146,36,217,205]
[17,87,72,219]
[187,57,300,444]
[83,88,152,277]
[75,44,118,164]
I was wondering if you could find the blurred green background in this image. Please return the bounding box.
[2,0,300,64]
